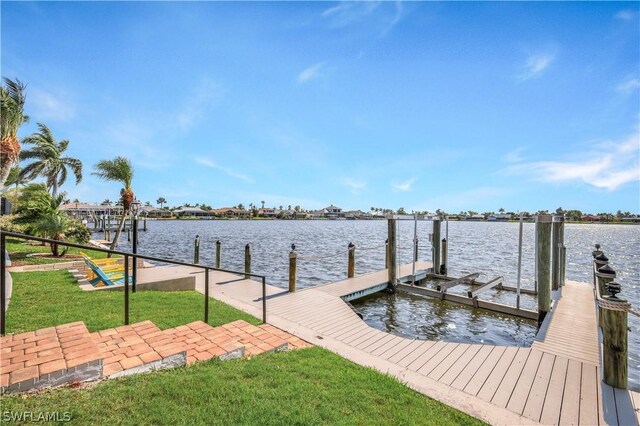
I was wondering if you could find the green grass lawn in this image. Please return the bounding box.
[7,237,114,266]
[6,270,259,333]
[2,270,483,425]
[0,348,483,425]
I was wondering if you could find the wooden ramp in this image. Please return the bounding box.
[168,264,639,425]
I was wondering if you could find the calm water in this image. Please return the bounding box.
[109,220,639,389]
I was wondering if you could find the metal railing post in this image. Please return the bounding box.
[1,233,6,335]
[204,268,209,323]
[132,215,138,293]
[124,255,130,325]
[262,276,267,324]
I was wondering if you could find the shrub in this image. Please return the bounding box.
[65,220,91,244]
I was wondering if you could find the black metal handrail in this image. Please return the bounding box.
[0,231,267,334]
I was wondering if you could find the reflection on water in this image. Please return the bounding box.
[351,281,537,347]
[110,219,639,390]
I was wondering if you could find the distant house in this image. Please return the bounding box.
[59,202,123,219]
[257,208,278,218]
[173,206,212,218]
[324,205,342,219]
[308,210,325,219]
[465,214,485,221]
[344,210,367,219]
[140,206,172,218]
[211,207,250,219]
[487,214,511,221]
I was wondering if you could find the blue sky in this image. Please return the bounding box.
[2,1,639,213]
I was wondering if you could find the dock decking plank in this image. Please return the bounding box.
[578,363,599,426]
[428,344,477,382]
[489,348,533,407]
[505,349,545,413]
[521,352,556,420]
[467,346,517,397]
[450,345,495,389]
[439,344,484,386]
[559,359,582,425]
[539,356,569,425]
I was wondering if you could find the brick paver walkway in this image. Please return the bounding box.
[1,320,310,393]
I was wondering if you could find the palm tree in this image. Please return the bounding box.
[261,200,265,209]
[34,211,69,257]
[1,78,29,189]
[92,156,134,252]
[19,123,82,197]
[157,197,166,208]
[101,199,112,206]
[5,166,30,189]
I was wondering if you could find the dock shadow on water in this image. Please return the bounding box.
[352,290,537,347]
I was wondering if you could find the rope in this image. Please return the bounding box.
[598,298,640,316]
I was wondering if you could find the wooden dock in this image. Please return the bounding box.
[175,263,638,425]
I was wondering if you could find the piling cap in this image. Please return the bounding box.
[595,253,609,263]
[597,264,616,277]
[606,281,621,298]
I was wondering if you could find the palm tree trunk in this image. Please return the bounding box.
[51,180,58,198]
[108,212,128,256]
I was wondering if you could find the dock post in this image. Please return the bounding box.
[348,242,355,278]
[601,281,628,389]
[552,213,564,290]
[385,239,389,269]
[387,218,397,292]
[432,217,441,275]
[143,218,147,231]
[535,214,552,326]
[127,228,131,242]
[245,243,251,279]
[289,244,297,293]
[596,263,616,327]
[440,238,447,275]
[215,240,221,269]
[193,235,200,264]
[414,238,419,262]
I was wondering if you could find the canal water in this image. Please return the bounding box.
[109,220,639,389]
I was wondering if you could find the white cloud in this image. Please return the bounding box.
[519,52,555,81]
[392,177,415,192]
[504,130,640,191]
[29,88,76,121]
[195,156,254,183]
[175,79,221,132]
[343,177,366,194]
[297,62,325,84]
[502,147,525,163]
[321,1,403,36]
[321,1,380,27]
[617,78,640,94]
[615,10,635,21]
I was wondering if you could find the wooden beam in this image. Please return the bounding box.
[427,273,537,295]
[467,276,503,299]
[398,283,537,320]
[436,272,480,292]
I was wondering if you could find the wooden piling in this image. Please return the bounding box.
[601,284,628,389]
[387,218,397,292]
[414,238,419,262]
[245,243,251,279]
[143,218,147,231]
[193,235,200,264]
[596,263,616,327]
[552,214,564,290]
[289,244,297,293]
[127,228,131,242]
[535,214,552,326]
[433,218,441,275]
[215,240,221,269]
[348,242,355,278]
[385,239,389,269]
